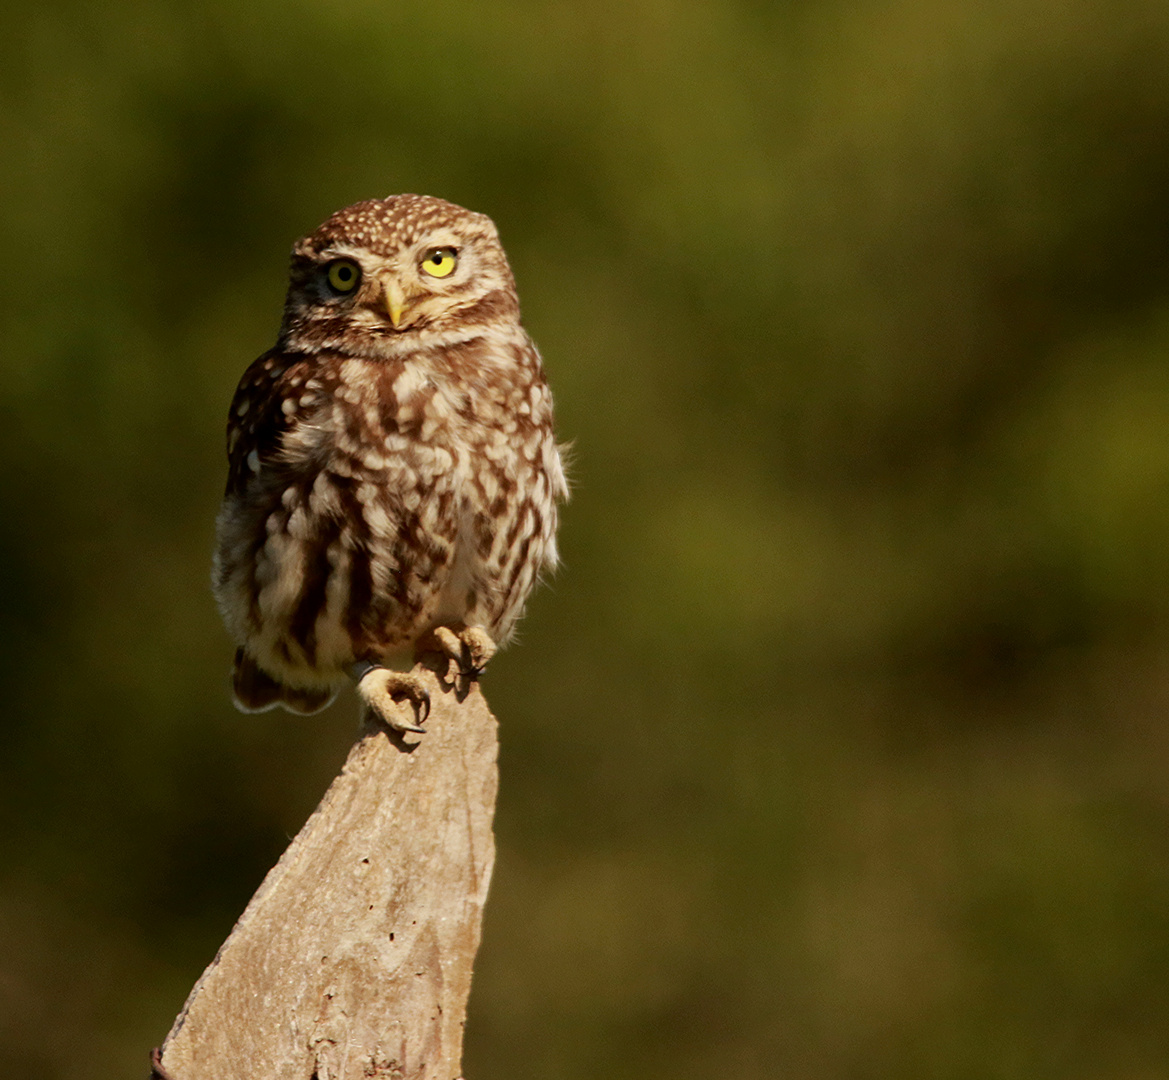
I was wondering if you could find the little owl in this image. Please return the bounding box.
[212,195,566,732]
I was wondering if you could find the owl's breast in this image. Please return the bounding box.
[215,340,559,677]
[399,358,563,644]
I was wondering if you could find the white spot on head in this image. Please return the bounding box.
[247,449,261,473]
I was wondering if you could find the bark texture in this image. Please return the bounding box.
[157,667,498,1080]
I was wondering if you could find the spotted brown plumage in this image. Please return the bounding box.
[212,195,567,731]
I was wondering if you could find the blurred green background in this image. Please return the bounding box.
[4,0,1169,1076]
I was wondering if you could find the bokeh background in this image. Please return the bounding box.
[5,1,1169,1076]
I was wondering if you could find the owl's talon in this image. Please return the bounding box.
[431,627,463,672]
[393,718,428,735]
[355,665,430,734]
[428,625,497,680]
[461,626,497,676]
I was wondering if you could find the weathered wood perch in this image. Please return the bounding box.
[153,663,499,1080]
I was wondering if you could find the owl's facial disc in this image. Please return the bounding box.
[371,242,468,331]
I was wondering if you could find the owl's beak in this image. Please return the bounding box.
[380,280,410,329]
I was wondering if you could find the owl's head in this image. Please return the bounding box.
[279,195,520,355]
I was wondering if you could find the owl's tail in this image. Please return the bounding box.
[231,648,337,715]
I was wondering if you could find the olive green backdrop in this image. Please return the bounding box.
[4,1,1169,1077]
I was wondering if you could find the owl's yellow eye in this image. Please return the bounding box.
[325,259,361,293]
[420,247,458,278]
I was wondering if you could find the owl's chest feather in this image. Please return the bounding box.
[279,353,529,569]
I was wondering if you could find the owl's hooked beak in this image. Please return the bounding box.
[379,279,411,329]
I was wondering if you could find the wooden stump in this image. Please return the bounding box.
[155,665,499,1080]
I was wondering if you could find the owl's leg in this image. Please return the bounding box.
[429,625,497,679]
[352,661,431,734]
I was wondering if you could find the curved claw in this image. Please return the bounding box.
[354,665,431,734]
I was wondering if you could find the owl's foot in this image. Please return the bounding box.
[430,625,497,680]
[353,663,430,734]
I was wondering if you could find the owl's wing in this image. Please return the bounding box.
[224,348,310,498]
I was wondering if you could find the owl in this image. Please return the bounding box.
[212,195,567,732]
